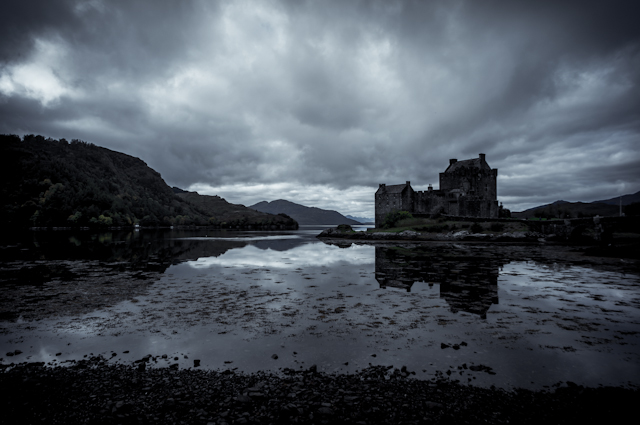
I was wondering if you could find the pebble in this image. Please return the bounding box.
[0,358,636,424]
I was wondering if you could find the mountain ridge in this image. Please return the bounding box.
[512,191,639,219]
[346,215,374,224]
[250,199,360,225]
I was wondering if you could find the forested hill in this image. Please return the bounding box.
[0,134,297,229]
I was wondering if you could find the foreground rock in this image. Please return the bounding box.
[1,359,637,424]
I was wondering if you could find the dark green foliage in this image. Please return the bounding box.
[624,202,640,216]
[383,210,413,228]
[0,134,207,228]
[490,222,505,232]
[498,204,511,218]
[470,222,483,233]
[0,134,297,229]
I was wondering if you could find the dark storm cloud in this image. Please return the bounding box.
[1,0,639,214]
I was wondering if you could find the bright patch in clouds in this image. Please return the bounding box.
[0,39,71,105]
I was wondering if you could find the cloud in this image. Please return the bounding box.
[1,0,639,214]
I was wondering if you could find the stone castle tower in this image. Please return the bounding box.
[375,153,498,227]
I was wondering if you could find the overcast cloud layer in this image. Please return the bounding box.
[2,0,639,215]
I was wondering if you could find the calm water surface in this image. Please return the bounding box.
[1,226,639,389]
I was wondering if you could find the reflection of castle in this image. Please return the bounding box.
[375,246,502,319]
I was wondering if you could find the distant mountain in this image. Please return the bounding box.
[176,192,297,228]
[346,215,374,224]
[0,134,296,229]
[512,202,619,219]
[250,199,360,225]
[512,190,640,219]
[591,191,640,206]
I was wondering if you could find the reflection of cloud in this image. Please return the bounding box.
[187,243,373,269]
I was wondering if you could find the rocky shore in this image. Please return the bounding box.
[317,226,545,242]
[1,359,637,425]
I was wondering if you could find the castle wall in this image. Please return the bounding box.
[375,155,499,226]
[414,190,447,215]
[439,168,497,200]
[375,184,415,227]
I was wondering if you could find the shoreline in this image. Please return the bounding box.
[1,359,637,424]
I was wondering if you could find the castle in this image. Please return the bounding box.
[375,153,498,227]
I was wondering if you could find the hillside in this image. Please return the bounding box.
[591,191,640,206]
[0,134,296,229]
[250,199,360,225]
[176,192,297,228]
[513,201,624,219]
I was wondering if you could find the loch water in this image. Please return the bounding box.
[1,226,639,390]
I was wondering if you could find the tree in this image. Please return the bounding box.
[383,210,413,228]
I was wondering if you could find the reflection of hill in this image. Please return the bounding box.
[375,246,504,318]
[3,230,241,271]
[3,230,312,275]
[0,231,310,321]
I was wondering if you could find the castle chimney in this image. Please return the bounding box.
[479,153,486,162]
[379,183,386,188]
[449,159,457,166]
[406,181,411,186]
[428,184,433,191]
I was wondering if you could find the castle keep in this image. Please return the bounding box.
[375,154,498,227]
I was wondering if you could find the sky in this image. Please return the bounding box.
[1,0,639,217]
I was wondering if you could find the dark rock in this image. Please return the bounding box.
[271,354,278,360]
[1,356,638,425]
[194,359,201,367]
[441,343,450,349]
[425,401,443,409]
[236,395,252,403]
[318,406,335,415]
